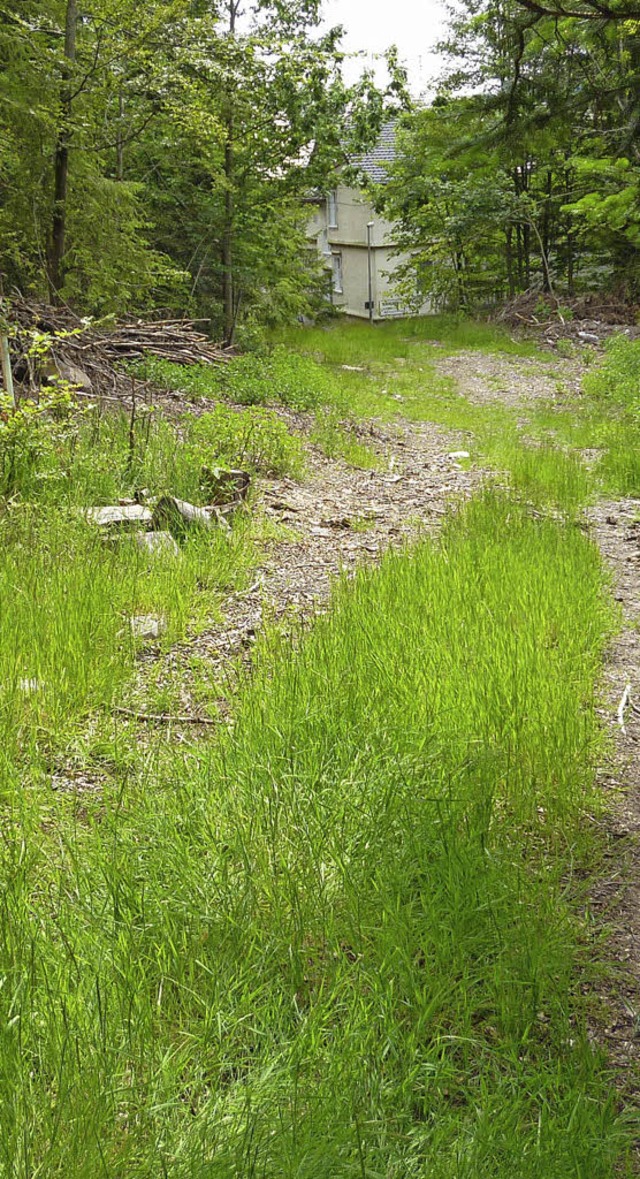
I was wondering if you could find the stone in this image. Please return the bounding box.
[43,359,92,392]
[129,615,166,640]
[87,504,153,530]
[200,467,251,506]
[447,450,470,461]
[134,531,180,557]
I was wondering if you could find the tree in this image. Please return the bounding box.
[380,0,640,308]
[0,0,405,334]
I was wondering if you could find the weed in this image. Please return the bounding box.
[274,314,544,365]
[555,338,576,359]
[0,503,254,776]
[311,407,381,469]
[349,513,377,532]
[139,347,343,412]
[0,316,637,1175]
[185,404,305,479]
[0,492,627,1174]
[584,333,640,415]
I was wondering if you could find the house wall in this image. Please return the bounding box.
[308,185,429,320]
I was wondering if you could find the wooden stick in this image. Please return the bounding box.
[617,683,632,735]
[0,333,14,406]
[112,706,216,726]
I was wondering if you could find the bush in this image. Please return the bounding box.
[0,387,86,498]
[584,333,640,416]
[185,405,305,478]
[137,347,343,412]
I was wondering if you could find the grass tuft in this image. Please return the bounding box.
[0,491,628,1175]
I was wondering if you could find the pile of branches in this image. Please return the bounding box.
[494,290,640,348]
[5,297,229,400]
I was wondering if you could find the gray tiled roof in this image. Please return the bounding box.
[353,121,397,183]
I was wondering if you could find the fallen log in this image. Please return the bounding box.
[152,495,233,536]
[87,504,153,530]
[152,496,214,534]
[200,466,251,505]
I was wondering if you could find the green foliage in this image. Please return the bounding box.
[0,503,253,771]
[0,386,86,497]
[185,405,305,478]
[583,333,640,416]
[140,347,344,411]
[0,397,304,504]
[62,175,190,314]
[311,406,382,468]
[378,1,640,307]
[1,315,639,1173]
[219,347,343,410]
[0,0,404,327]
[0,491,629,1173]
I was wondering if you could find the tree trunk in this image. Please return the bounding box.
[505,225,515,297]
[565,163,575,294]
[221,0,238,347]
[116,90,125,181]
[541,168,553,293]
[523,221,531,289]
[48,0,77,301]
[222,132,235,345]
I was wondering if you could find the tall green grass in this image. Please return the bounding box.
[0,493,628,1176]
[0,504,255,780]
[524,335,640,499]
[275,314,544,365]
[0,401,304,504]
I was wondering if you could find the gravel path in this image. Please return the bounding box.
[65,343,640,1103]
[437,350,640,1103]
[587,502,640,1092]
[130,414,480,719]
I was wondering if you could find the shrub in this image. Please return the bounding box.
[584,333,640,416]
[0,386,86,498]
[137,347,343,412]
[185,405,305,478]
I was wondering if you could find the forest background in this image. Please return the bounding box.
[3,0,640,338]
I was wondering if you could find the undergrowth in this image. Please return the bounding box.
[0,491,630,1175]
[0,399,304,503]
[526,335,640,497]
[0,505,254,775]
[138,350,382,470]
[1,316,638,1174]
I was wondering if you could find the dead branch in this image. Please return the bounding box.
[112,705,216,725]
[618,683,632,735]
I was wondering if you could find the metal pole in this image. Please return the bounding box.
[0,333,14,407]
[0,280,14,407]
[367,221,374,324]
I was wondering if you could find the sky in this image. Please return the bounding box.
[321,0,449,96]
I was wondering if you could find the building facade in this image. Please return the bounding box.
[307,124,429,320]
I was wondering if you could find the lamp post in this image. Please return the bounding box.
[366,221,374,324]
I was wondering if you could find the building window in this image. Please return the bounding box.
[327,189,338,229]
[331,251,343,295]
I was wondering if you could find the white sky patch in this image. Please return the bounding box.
[321,0,449,96]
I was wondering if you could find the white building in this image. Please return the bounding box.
[307,123,428,320]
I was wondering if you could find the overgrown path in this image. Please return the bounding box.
[137,340,640,1102]
[134,341,640,1103]
[6,323,640,1174]
[131,415,479,717]
[130,342,584,720]
[434,347,640,1103]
